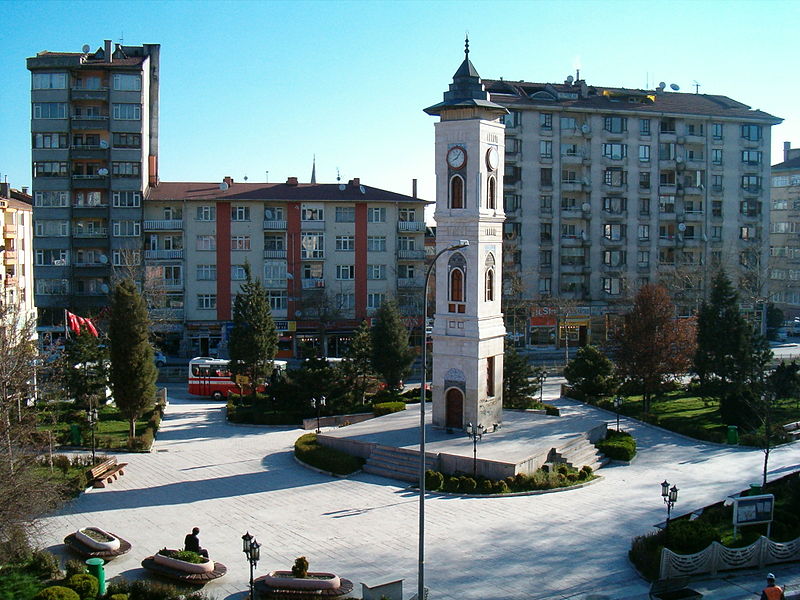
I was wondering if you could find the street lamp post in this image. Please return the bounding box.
[465,422,485,478]
[418,239,469,600]
[313,396,327,434]
[242,531,261,600]
[87,404,98,463]
[661,480,679,528]
[537,370,547,405]
[613,396,623,432]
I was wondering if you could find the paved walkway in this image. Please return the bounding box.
[38,380,800,600]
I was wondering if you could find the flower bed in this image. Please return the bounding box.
[262,571,341,590]
[153,549,214,574]
[75,527,120,552]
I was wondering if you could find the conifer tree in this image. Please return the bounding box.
[371,300,415,391]
[108,278,157,437]
[502,342,539,408]
[341,320,376,404]
[62,329,108,411]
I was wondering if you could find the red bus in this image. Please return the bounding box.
[187,357,287,399]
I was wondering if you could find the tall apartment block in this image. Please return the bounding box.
[479,77,781,345]
[145,177,428,358]
[769,142,800,319]
[0,183,36,327]
[27,40,160,326]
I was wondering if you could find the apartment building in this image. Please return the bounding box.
[0,183,36,326]
[481,76,781,345]
[27,40,160,326]
[145,177,428,357]
[769,142,800,318]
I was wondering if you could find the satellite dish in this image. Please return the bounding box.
[359,185,366,194]
[581,124,590,134]
[338,184,346,191]
[678,223,686,232]
[97,168,108,176]
[670,83,680,91]
[581,203,591,212]
[99,254,108,264]
[82,44,91,53]
[101,284,110,293]
[99,140,108,148]
[220,182,229,191]
[566,75,574,84]
[658,81,666,89]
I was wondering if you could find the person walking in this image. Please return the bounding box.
[760,573,785,600]
[184,527,209,558]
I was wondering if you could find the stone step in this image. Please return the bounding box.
[364,445,438,483]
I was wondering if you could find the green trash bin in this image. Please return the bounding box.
[85,557,105,596]
[749,483,762,495]
[70,424,82,446]
[727,425,739,445]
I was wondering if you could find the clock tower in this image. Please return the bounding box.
[424,40,507,431]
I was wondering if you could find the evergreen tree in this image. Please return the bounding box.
[563,345,617,400]
[371,300,415,391]
[502,342,539,409]
[108,278,157,437]
[228,264,278,390]
[340,320,376,404]
[61,329,108,411]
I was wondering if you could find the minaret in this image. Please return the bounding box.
[310,155,317,184]
[424,39,507,430]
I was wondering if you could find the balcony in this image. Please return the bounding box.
[71,115,109,130]
[263,249,287,259]
[301,220,325,231]
[4,276,17,287]
[145,249,184,260]
[397,249,425,260]
[560,181,583,193]
[602,183,627,194]
[264,279,287,289]
[149,308,184,321]
[741,186,762,196]
[73,261,106,268]
[73,228,108,238]
[4,224,17,237]
[397,221,426,232]
[263,220,287,230]
[73,203,109,210]
[72,174,108,183]
[301,278,325,289]
[300,251,324,261]
[397,277,423,288]
[70,87,108,100]
[71,146,109,160]
[143,219,183,231]
[160,279,183,291]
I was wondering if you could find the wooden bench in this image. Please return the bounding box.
[650,577,703,600]
[86,456,128,488]
[783,421,800,441]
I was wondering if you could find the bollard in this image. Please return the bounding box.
[85,557,106,596]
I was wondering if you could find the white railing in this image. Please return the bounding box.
[397,249,425,260]
[144,249,184,259]
[143,219,183,230]
[301,278,325,289]
[263,249,287,258]
[397,221,426,232]
[397,278,423,288]
[263,220,287,230]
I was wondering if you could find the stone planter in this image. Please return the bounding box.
[263,570,341,590]
[75,527,120,552]
[154,551,215,574]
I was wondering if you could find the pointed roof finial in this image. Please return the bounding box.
[465,34,469,58]
[310,154,317,184]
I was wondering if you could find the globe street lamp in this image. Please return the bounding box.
[418,239,469,600]
[613,396,623,432]
[465,422,485,478]
[242,531,261,600]
[661,480,679,528]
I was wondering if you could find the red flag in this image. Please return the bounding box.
[66,311,80,334]
[83,318,98,337]
[65,311,99,337]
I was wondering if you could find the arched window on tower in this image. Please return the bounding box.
[448,252,467,313]
[484,252,496,302]
[450,175,464,209]
[487,176,496,210]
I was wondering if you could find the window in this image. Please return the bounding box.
[603,277,622,295]
[712,149,723,164]
[658,143,676,160]
[74,191,103,207]
[111,132,141,148]
[302,263,323,280]
[561,169,578,183]
[301,205,323,221]
[540,223,552,242]
[367,293,385,310]
[34,219,68,237]
[487,177,497,209]
[561,143,579,157]
[196,206,216,221]
[398,264,416,279]
[265,206,284,221]
[637,250,649,267]
[398,236,416,251]
[540,168,553,186]
[485,268,495,301]
[561,246,585,264]
[540,140,553,158]
[112,73,141,91]
[560,116,576,130]
[487,356,495,397]
[602,196,626,214]
[197,294,216,310]
[367,207,386,223]
[112,220,140,236]
[367,264,386,280]
[231,206,250,221]
[660,170,676,185]
[639,171,651,190]
[539,250,552,267]
[538,278,551,295]
[659,224,676,240]
[112,162,140,177]
[503,111,520,127]
[336,293,355,310]
[741,175,761,192]
[740,226,757,240]
[33,133,68,149]
[561,196,578,210]
[335,206,355,222]
[603,116,627,133]
[449,175,464,208]
[449,268,465,311]
[231,236,251,251]
[603,250,626,267]
[263,234,286,252]
[196,265,216,281]
[603,167,626,187]
[560,223,578,239]
[231,265,247,280]
[35,249,68,266]
[34,191,69,207]
[73,105,103,118]
[36,279,69,295]
[32,72,67,89]
[686,122,704,136]
[639,198,650,215]
[741,124,761,141]
[33,102,68,119]
[34,161,68,176]
[268,291,288,311]
[539,195,552,212]
[659,196,676,213]
[684,199,703,214]
[335,235,355,251]
[740,200,761,217]
[639,119,651,136]
[367,236,386,252]
[638,224,650,240]
[111,191,140,207]
[602,143,627,159]
[660,118,676,133]
[112,103,141,120]
[111,249,140,266]
[196,235,216,251]
[336,265,355,280]
[742,150,762,165]
[639,145,650,162]
[540,113,552,129]
[301,233,324,258]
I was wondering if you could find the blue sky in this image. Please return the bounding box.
[2,0,799,206]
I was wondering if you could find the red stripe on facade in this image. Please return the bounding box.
[287,202,301,319]
[355,203,368,320]
[216,201,231,320]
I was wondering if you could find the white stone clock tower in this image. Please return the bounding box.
[424,40,507,431]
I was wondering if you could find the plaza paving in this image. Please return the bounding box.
[38,380,800,600]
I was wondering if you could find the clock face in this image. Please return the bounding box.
[486,147,499,171]
[447,146,467,170]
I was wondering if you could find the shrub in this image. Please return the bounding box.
[596,430,637,461]
[292,556,309,578]
[372,401,406,417]
[33,586,80,600]
[666,519,720,554]
[580,465,593,479]
[67,573,98,599]
[567,472,578,482]
[294,433,365,475]
[494,480,510,494]
[371,389,404,405]
[459,476,477,493]
[478,478,494,494]
[425,470,443,491]
[629,529,666,581]
[29,549,61,579]
[64,559,87,578]
[444,476,460,493]
[109,595,129,600]
[53,455,71,473]
[557,464,569,476]
[563,345,618,399]
[543,404,560,416]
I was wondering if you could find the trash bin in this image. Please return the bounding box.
[749,483,762,495]
[727,425,739,445]
[70,424,82,446]
[85,557,106,595]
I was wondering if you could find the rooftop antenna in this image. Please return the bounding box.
[119,31,124,45]
[243,175,248,182]
[693,80,701,94]
[310,154,317,184]
[336,167,341,182]
[464,32,469,58]
[265,171,269,183]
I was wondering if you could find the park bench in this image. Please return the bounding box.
[649,577,702,600]
[86,456,127,488]
[783,420,800,441]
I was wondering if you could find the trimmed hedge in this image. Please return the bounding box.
[294,433,365,475]
[424,465,595,494]
[66,573,98,599]
[596,430,637,461]
[33,586,80,600]
[373,402,406,417]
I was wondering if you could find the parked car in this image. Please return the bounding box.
[154,351,166,368]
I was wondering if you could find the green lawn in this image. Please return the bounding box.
[37,401,157,450]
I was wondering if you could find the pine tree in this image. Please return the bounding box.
[502,342,539,409]
[341,320,375,404]
[61,329,108,411]
[563,345,617,400]
[371,300,415,391]
[228,264,278,390]
[108,278,157,437]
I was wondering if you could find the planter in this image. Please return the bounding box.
[75,527,120,552]
[154,551,215,574]
[263,570,341,591]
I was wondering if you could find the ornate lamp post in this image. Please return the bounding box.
[313,396,327,434]
[661,480,679,527]
[465,422,485,477]
[418,239,469,600]
[613,396,623,432]
[536,370,547,405]
[87,405,99,463]
[242,531,261,599]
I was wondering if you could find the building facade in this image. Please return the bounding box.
[27,40,160,325]
[769,142,800,319]
[0,183,36,326]
[145,177,428,357]
[480,77,781,346]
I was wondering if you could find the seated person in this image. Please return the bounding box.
[184,527,209,558]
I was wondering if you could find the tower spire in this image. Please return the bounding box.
[464,34,469,58]
[310,154,316,184]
